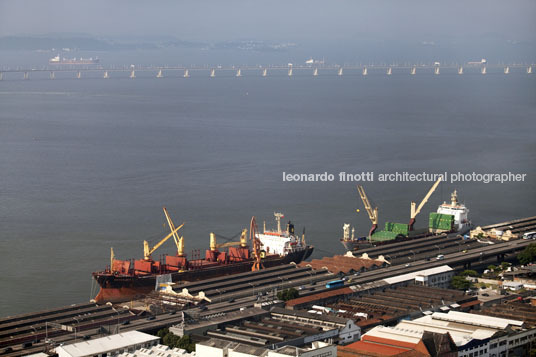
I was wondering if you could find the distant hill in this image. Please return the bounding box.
[0,35,294,52]
[0,35,205,51]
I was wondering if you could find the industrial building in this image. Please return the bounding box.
[338,330,457,356]
[196,338,336,357]
[171,306,357,353]
[55,331,160,357]
[363,310,535,357]
[313,285,477,332]
[117,344,195,357]
[474,296,536,328]
[383,265,455,289]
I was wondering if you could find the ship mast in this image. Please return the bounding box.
[274,212,284,233]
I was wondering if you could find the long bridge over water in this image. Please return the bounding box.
[0,62,534,81]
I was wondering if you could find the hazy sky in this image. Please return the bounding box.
[1,0,535,43]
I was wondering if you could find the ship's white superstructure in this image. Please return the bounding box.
[437,190,471,233]
[256,212,306,256]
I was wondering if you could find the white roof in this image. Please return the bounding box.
[363,325,423,344]
[117,344,196,357]
[55,331,159,357]
[503,281,524,287]
[383,265,453,285]
[394,310,524,346]
[434,310,523,329]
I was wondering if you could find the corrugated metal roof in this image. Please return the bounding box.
[300,255,384,274]
[285,287,354,307]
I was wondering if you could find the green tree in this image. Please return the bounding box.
[487,265,496,271]
[277,288,299,301]
[451,275,471,290]
[501,262,511,270]
[518,243,536,265]
[460,270,479,277]
[157,328,169,338]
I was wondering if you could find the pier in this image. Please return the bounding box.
[1,215,536,356]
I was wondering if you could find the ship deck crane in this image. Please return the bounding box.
[357,185,379,239]
[212,229,248,250]
[409,177,442,231]
[144,222,184,260]
[163,207,185,256]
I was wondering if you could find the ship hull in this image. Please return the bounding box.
[93,246,313,303]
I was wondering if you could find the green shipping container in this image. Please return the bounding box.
[429,213,454,230]
[371,230,399,241]
[384,222,409,235]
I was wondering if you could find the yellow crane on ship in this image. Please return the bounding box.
[209,229,248,251]
[357,185,379,239]
[409,177,442,231]
[162,207,186,256]
[143,218,185,260]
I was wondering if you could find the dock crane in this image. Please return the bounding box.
[143,222,184,260]
[162,207,186,256]
[250,216,263,271]
[409,177,442,231]
[357,185,379,239]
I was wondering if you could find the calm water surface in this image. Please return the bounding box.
[1,71,535,316]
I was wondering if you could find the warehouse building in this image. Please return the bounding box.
[55,331,160,357]
[364,310,536,357]
[196,338,336,357]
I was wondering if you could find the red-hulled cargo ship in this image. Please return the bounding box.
[92,211,313,303]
